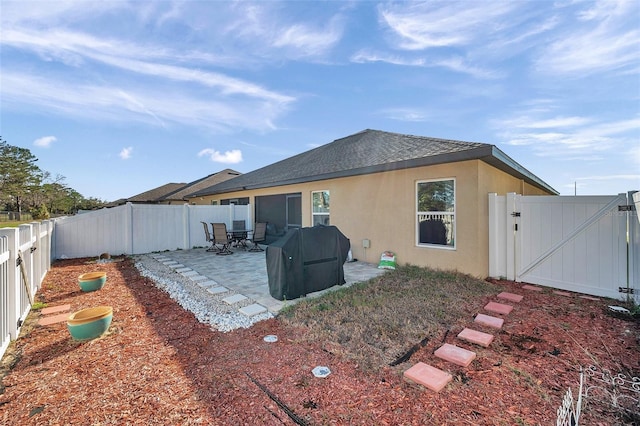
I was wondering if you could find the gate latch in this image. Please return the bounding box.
[619,287,635,294]
[511,212,521,217]
[618,205,635,212]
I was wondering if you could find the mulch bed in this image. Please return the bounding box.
[1,257,639,425]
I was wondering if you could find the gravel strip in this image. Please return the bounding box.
[132,254,273,332]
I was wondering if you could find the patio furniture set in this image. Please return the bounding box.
[201,221,267,255]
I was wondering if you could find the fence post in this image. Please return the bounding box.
[3,228,21,340]
[125,203,134,255]
[183,204,191,250]
[506,192,518,281]
[628,191,639,304]
[488,193,500,278]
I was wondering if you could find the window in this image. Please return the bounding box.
[416,179,455,248]
[210,200,218,205]
[312,190,330,226]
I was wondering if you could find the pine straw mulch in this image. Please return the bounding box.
[1,257,639,425]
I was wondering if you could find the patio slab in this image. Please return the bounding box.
[223,294,248,305]
[207,286,229,295]
[155,248,387,315]
[239,304,268,317]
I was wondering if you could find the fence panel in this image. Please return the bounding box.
[53,203,252,259]
[489,192,636,301]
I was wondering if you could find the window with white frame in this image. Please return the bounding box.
[312,190,330,226]
[416,179,455,248]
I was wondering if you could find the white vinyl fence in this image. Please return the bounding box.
[489,192,639,302]
[53,203,252,259]
[0,221,54,360]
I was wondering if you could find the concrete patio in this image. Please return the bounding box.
[147,246,388,315]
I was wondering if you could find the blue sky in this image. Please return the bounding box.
[1,0,638,202]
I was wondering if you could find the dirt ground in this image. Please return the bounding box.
[1,257,638,425]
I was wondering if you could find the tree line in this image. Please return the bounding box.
[0,136,105,219]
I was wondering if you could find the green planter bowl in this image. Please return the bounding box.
[67,306,113,340]
[78,271,107,292]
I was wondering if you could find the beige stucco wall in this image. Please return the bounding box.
[190,160,555,278]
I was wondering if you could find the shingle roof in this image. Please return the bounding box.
[158,169,241,202]
[126,183,187,203]
[190,129,557,196]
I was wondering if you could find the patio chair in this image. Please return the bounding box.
[248,222,267,252]
[201,222,217,252]
[211,223,233,255]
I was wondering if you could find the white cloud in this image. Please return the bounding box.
[535,0,640,75]
[351,50,499,79]
[379,2,516,50]
[272,17,343,57]
[33,135,57,148]
[495,111,640,160]
[119,147,133,160]
[198,148,243,164]
[1,70,287,132]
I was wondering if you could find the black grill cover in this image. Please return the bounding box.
[266,225,351,300]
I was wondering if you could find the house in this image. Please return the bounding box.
[122,183,187,205]
[186,129,557,278]
[158,169,241,204]
[112,169,241,205]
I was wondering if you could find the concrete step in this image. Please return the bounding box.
[457,328,494,348]
[434,343,476,367]
[404,362,452,392]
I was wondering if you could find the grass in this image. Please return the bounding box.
[0,221,31,228]
[279,264,501,370]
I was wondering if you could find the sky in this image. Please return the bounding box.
[1,0,639,202]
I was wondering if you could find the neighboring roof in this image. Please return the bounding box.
[159,169,241,202]
[126,183,187,203]
[191,129,558,196]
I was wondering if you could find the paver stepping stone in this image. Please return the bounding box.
[484,301,513,315]
[176,267,192,273]
[189,275,207,281]
[434,343,476,367]
[457,328,494,348]
[404,362,452,392]
[38,313,70,326]
[41,304,71,315]
[168,264,185,269]
[200,280,219,288]
[162,261,178,265]
[239,304,267,317]
[223,294,248,305]
[180,270,199,277]
[207,286,228,295]
[474,313,504,329]
[497,292,523,303]
[522,284,542,292]
[553,290,572,297]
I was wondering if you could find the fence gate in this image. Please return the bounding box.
[489,192,638,302]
